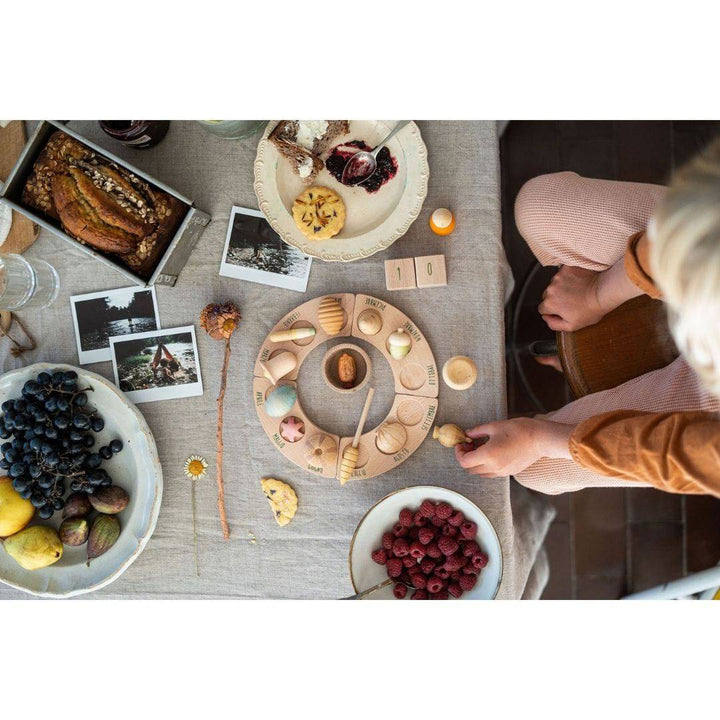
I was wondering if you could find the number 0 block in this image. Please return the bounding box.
[385,258,417,291]
[414,254,447,288]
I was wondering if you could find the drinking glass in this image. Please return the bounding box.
[0,254,60,310]
[196,120,265,140]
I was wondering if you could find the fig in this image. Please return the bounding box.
[88,486,129,515]
[59,517,89,546]
[87,514,120,565]
[62,492,93,520]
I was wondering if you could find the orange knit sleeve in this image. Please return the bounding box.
[624,232,662,299]
[569,410,720,496]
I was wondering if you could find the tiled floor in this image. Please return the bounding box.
[500,121,720,599]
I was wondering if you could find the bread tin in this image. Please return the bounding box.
[0,121,211,287]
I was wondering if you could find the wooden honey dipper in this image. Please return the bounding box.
[339,387,375,485]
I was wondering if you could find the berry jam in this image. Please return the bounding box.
[325,140,398,193]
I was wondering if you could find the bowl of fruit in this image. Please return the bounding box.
[0,363,162,597]
[348,486,503,600]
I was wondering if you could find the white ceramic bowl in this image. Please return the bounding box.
[254,120,429,262]
[349,486,503,600]
[0,363,162,597]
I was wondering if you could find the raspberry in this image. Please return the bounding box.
[386,558,403,578]
[472,552,489,569]
[438,536,459,556]
[407,526,419,541]
[435,502,453,520]
[392,522,408,538]
[430,515,445,527]
[420,557,436,574]
[393,538,410,557]
[410,572,427,589]
[450,571,462,581]
[435,565,450,580]
[441,524,458,537]
[460,521,478,540]
[419,499,436,518]
[398,508,413,527]
[409,541,426,559]
[393,583,408,599]
[426,542,442,559]
[418,527,435,545]
[430,590,449,600]
[448,583,463,599]
[402,556,416,568]
[371,548,388,565]
[463,564,480,576]
[382,532,395,551]
[411,589,429,600]
[444,553,465,572]
[426,576,444,594]
[462,540,480,557]
[459,574,477,592]
[448,510,465,527]
[413,511,428,527]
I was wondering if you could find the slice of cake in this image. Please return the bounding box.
[269,120,349,182]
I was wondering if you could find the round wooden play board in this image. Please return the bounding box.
[253,293,439,482]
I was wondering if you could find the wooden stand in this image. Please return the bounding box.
[253,293,440,482]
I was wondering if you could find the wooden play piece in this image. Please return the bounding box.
[375,421,408,455]
[433,423,471,448]
[269,327,316,343]
[253,293,439,481]
[259,350,298,384]
[442,355,477,390]
[384,258,417,291]
[429,208,455,236]
[388,328,412,359]
[339,388,375,485]
[321,342,371,394]
[415,254,447,288]
[318,296,346,335]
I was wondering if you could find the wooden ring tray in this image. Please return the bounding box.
[253,293,439,482]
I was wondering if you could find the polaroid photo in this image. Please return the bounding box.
[219,205,312,292]
[109,325,203,404]
[70,286,161,365]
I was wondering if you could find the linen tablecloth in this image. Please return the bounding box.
[0,121,553,599]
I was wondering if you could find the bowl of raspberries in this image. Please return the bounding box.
[349,486,502,599]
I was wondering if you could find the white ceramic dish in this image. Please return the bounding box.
[254,121,429,262]
[0,363,162,597]
[349,486,503,600]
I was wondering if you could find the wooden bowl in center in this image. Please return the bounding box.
[322,342,372,394]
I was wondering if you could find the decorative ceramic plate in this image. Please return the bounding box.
[0,364,162,597]
[349,486,503,600]
[254,121,429,262]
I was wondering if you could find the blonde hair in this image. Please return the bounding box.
[652,138,720,398]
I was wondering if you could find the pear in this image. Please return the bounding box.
[4,525,63,571]
[0,476,35,538]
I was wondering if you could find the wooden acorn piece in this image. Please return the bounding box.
[375,421,408,455]
[387,328,411,360]
[317,297,346,336]
[432,423,471,448]
[304,434,338,468]
[357,309,383,336]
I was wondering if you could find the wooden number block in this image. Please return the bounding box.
[414,254,447,288]
[385,258,417,291]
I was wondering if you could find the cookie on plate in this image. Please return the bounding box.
[261,477,298,527]
[292,186,346,240]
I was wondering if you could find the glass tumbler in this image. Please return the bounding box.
[0,254,60,310]
[196,120,265,140]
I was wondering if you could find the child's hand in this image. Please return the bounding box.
[454,418,574,478]
[538,266,606,332]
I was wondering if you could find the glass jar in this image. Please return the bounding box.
[0,254,60,310]
[98,121,170,149]
[197,120,265,140]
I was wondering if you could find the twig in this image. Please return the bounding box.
[216,336,231,540]
[192,477,200,576]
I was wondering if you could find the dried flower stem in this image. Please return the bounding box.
[191,478,200,576]
[216,336,231,540]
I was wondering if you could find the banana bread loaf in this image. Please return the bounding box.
[22,131,186,278]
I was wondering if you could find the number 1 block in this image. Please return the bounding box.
[414,254,447,288]
[385,258,417,291]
